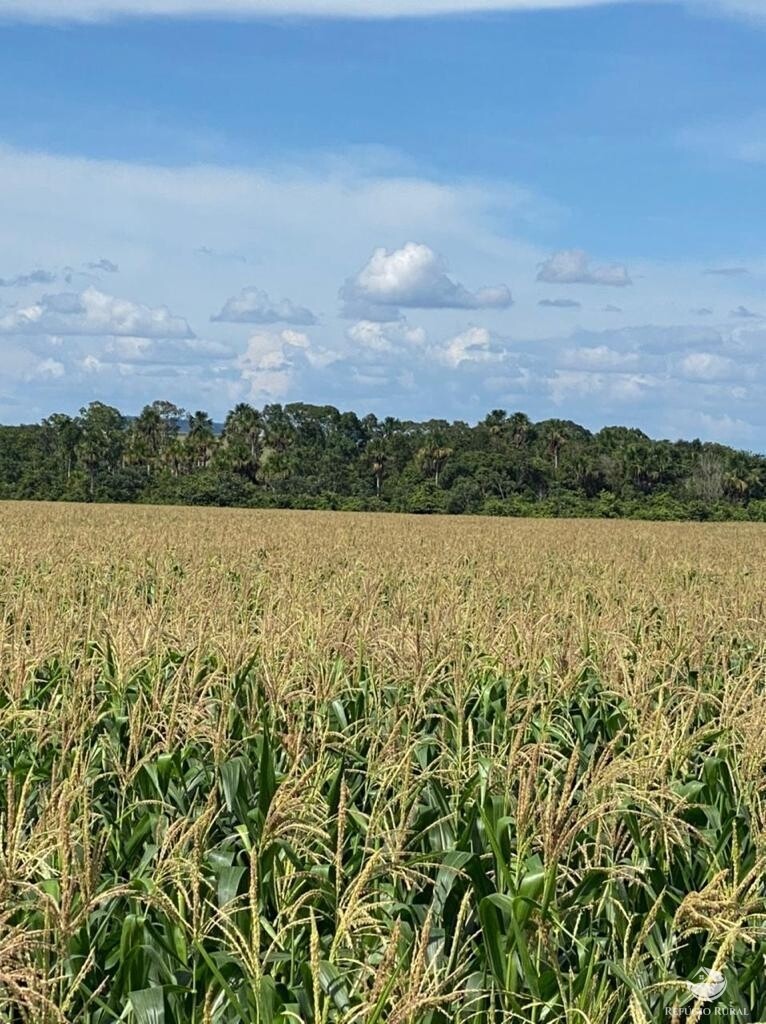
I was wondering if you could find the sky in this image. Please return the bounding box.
[2,1,766,447]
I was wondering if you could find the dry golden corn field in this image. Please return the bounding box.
[2,500,766,1023]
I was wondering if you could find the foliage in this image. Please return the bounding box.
[3,402,766,521]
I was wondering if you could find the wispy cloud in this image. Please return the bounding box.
[0,0,647,23]
[537,249,632,287]
[3,0,766,23]
[731,305,761,319]
[538,297,582,309]
[0,268,56,288]
[86,257,119,273]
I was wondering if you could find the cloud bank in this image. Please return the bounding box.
[0,287,194,338]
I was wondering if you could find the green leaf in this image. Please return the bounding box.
[129,987,165,1024]
[218,865,247,907]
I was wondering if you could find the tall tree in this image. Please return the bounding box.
[221,403,263,481]
[42,413,82,482]
[186,410,216,472]
[77,402,125,497]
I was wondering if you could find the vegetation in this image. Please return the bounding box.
[2,502,766,1021]
[3,399,766,520]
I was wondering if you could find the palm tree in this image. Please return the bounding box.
[417,443,453,487]
[186,410,215,472]
[508,412,532,449]
[162,437,184,478]
[482,409,508,447]
[222,403,263,481]
[369,446,387,496]
[132,404,164,473]
[546,430,566,473]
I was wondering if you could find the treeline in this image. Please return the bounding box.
[2,399,766,520]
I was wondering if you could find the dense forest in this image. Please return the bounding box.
[2,399,766,520]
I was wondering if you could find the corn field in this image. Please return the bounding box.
[2,501,766,1023]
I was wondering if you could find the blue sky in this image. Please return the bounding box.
[2,0,766,447]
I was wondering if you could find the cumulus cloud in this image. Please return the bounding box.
[212,286,317,326]
[433,326,507,368]
[678,351,737,381]
[32,357,65,379]
[340,242,512,319]
[538,297,581,309]
[347,318,426,353]
[0,287,194,338]
[549,370,655,404]
[537,249,632,287]
[235,327,339,398]
[0,268,56,287]
[237,329,314,399]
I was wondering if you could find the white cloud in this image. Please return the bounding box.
[347,318,426,353]
[549,369,655,403]
[0,287,194,338]
[433,326,507,368]
[0,143,536,336]
[3,0,766,25]
[237,328,311,399]
[0,143,546,418]
[212,287,317,326]
[81,354,107,373]
[2,141,764,436]
[104,336,233,362]
[537,249,632,287]
[559,345,638,370]
[340,242,512,319]
[678,351,737,381]
[0,0,647,22]
[32,357,65,379]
